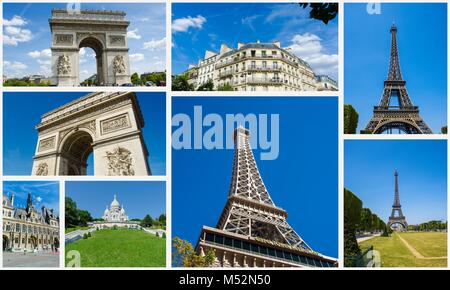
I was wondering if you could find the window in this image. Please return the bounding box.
[273,61,278,69]
[251,61,256,69]
[262,61,267,68]
[251,50,256,57]
[261,50,266,57]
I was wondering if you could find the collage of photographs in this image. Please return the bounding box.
[0,0,448,271]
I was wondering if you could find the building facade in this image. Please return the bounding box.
[102,194,129,222]
[2,193,60,252]
[184,41,337,91]
[91,195,139,229]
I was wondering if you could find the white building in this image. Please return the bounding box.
[184,40,337,91]
[91,195,139,229]
[102,194,129,222]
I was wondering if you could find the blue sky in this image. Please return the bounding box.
[3,2,166,79]
[3,181,60,215]
[3,92,166,175]
[345,140,447,225]
[172,97,338,258]
[172,3,338,79]
[65,181,165,220]
[345,3,447,133]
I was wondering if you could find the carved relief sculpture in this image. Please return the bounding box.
[112,55,126,75]
[105,146,135,176]
[57,55,71,75]
[36,163,49,176]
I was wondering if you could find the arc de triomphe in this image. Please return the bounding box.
[50,9,131,86]
[32,92,151,176]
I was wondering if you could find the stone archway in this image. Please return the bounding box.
[32,92,151,176]
[49,9,131,86]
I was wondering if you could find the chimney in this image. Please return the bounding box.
[10,193,15,206]
[256,40,260,44]
[237,42,244,49]
[273,40,281,48]
[219,43,231,55]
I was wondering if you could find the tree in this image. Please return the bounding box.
[441,126,447,134]
[65,197,79,228]
[360,208,373,232]
[141,214,154,228]
[172,237,215,267]
[172,73,194,91]
[78,210,93,227]
[197,79,214,91]
[158,214,166,225]
[344,189,363,266]
[217,83,234,91]
[344,105,359,134]
[299,3,338,24]
[131,72,141,85]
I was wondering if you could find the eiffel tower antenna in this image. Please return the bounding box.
[195,127,337,267]
[388,170,408,231]
[363,24,432,134]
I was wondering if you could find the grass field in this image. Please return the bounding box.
[359,232,447,268]
[65,229,166,267]
[398,232,447,258]
[65,226,90,234]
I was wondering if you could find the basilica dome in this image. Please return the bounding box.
[110,194,120,209]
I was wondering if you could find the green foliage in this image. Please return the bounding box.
[141,214,154,228]
[344,104,359,134]
[87,232,91,238]
[155,232,159,238]
[65,197,93,228]
[197,79,214,91]
[343,188,363,266]
[408,220,447,232]
[299,3,338,25]
[172,237,216,267]
[172,73,194,91]
[360,208,373,232]
[3,79,51,87]
[65,229,166,267]
[217,83,234,91]
[162,232,166,239]
[344,188,363,227]
[131,72,141,85]
[83,233,88,239]
[441,126,447,134]
[141,71,166,86]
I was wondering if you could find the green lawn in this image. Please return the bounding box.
[65,229,166,267]
[398,232,447,257]
[359,232,447,268]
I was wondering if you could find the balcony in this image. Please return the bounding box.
[215,54,300,69]
[247,65,281,72]
[244,77,284,85]
[218,70,234,78]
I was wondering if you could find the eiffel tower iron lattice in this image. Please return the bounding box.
[363,24,432,134]
[387,170,408,230]
[195,127,337,267]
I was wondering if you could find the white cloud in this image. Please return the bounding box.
[4,60,27,71]
[3,15,27,26]
[172,15,206,33]
[28,48,51,59]
[127,29,142,40]
[129,53,145,62]
[287,33,338,77]
[3,18,33,46]
[143,37,166,50]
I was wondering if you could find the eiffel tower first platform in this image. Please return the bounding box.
[363,24,432,134]
[387,170,408,231]
[195,127,338,268]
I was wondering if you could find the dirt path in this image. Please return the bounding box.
[397,233,447,260]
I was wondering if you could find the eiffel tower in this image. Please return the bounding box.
[363,24,432,134]
[387,170,408,230]
[196,126,337,267]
